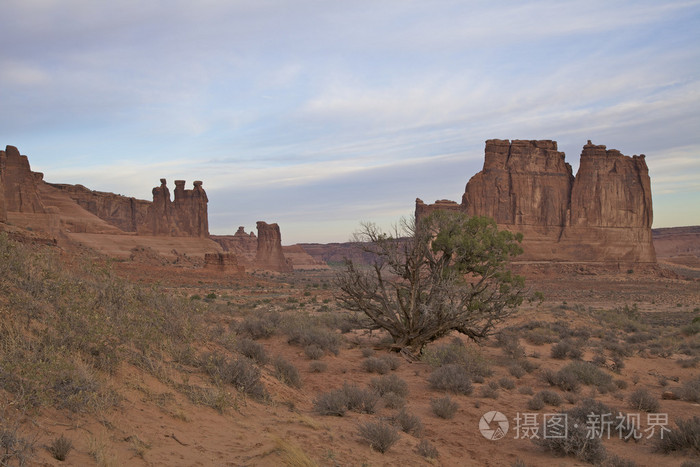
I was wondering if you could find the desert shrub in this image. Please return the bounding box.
[480,381,499,399]
[627,388,659,412]
[431,395,458,419]
[508,363,526,379]
[533,398,610,463]
[656,416,700,455]
[422,338,492,377]
[380,354,401,370]
[520,359,539,373]
[677,357,699,368]
[362,357,390,374]
[393,408,423,437]
[544,361,614,393]
[304,345,324,360]
[550,339,583,360]
[236,313,279,339]
[48,434,73,461]
[237,338,269,365]
[0,422,35,466]
[357,421,400,453]
[361,348,375,358]
[427,364,473,394]
[309,361,327,373]
[518,386,534,395]
[273,356,301,388]
[286,326,341,356]
[538,390,563,406]
[206,355,267,399]
[370,374,408,397]
[678,375,700,402]
[416,439,439,459]
[601,454,639,467]
[313,389,348,416]
[499,377,516,390]
[342,383,378,414]
[527,394,545,410]
[497,331,526,360]
[382,392,406,409]
[540,368,579,392]
[524,327,559,345]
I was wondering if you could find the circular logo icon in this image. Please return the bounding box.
[479,411,509,440]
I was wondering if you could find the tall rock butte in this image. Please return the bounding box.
[416,139,656,264]
[255,221,293,272]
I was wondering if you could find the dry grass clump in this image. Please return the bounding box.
[430,395,458,419]
[357,421,400,453]
[47,434,73,461]
[428,364,473,395]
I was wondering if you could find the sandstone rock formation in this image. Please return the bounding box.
[0,145,46,217]
[140,179,209,237]
[49,183,150,232]
[417,139,656,264]
[204,252,245,274]
[211,227,258,259]
[255,221,293,272]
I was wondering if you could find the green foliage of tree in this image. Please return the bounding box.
[336,211,527,354]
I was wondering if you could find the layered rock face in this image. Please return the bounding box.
[255,221,293,272]
[418,139,656,264]
[211,226,257,257]
[51,178,209,237]
[49,183,151,232]
[0,145,46,218]
[204,252,245,274]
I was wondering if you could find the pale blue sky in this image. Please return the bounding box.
[1,1,698,243]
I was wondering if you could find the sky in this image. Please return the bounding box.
[1,1,699,244]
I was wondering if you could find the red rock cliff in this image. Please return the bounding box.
[139,179,209,237]
[0,145,46,216]
[49,183,151,232]
[418,139,656,264]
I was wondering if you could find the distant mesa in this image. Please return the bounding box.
[0,144,318,273]
[417,139,656,265]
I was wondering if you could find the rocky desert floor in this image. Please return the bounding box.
[2,238,699,467]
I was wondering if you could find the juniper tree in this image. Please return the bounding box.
[336,211,526,354]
